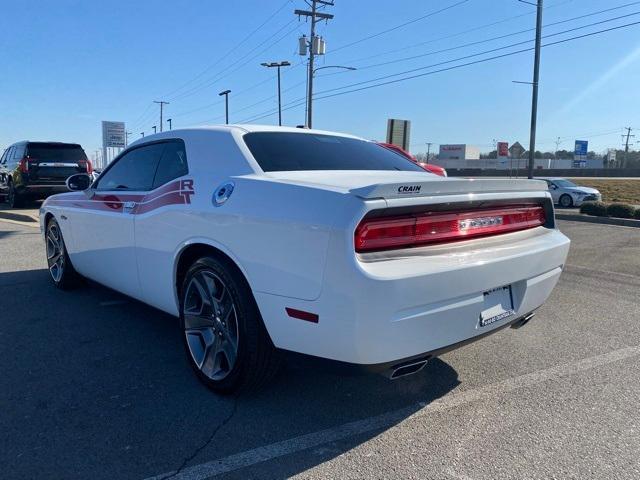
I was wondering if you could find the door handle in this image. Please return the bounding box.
[123,201,136,213]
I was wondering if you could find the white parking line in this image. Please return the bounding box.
[145,345,640,480]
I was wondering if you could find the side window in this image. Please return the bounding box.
[95,143,165,191]
[0,149,7,164]
[13,144,25,159]
[152,140,188,188]
[6,147,15,164]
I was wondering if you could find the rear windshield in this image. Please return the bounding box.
[243,132,424,172]
[27,143,87,162]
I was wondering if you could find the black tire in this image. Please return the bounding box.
[45,217,80,290]
[7,181,24,208]
[179,256,282,394]
[559,194,573,208]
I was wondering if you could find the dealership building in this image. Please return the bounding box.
[438,144,480,161]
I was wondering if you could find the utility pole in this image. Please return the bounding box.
[526,0,543,179]
[167,118,172,130]
[622,127,634,168]
[261,61,291,126]
[296,1,334,128]
[555,137,561,156]
[219,90,231,124]
[425,142,433,163]
[154,101,169,132]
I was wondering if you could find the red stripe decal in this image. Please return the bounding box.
[45,179,195,215]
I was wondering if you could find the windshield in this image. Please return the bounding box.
[553,179,578,188]
[27,143,87,162]
[243,132,424,172]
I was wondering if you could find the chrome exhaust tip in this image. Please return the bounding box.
[511,312,535,329]
[388,358,429,379]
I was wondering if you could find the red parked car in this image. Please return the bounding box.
[377,142,447,177]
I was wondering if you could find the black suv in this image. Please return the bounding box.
[0,141,91,207]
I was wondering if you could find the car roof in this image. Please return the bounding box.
[535,177,566,181]
[130,124,365,147]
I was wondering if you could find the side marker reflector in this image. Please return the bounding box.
[286,307,319,323]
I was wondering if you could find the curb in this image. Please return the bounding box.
[556,212,640,228]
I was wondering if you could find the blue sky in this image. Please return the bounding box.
[2,0,640,159]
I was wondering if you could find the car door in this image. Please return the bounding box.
[134,139,191,312]
[64,142,165,300]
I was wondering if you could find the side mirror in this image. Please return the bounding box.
[66,173,92,191]
[549,184,557,190]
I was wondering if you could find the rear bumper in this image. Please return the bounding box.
[256,227,570,365]
[283,311,536,377]
[16,184,68,196]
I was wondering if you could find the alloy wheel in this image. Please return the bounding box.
[46,223,65,282]
[183,271,239,381]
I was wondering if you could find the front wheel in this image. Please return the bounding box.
[180,256,281,394]
[559,194,573,208]
[46,218,80,289]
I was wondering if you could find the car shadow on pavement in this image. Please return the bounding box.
[0,268,460,480]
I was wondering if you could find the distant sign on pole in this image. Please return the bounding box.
[102,121,126,148]
[573,140,588,168]
[497,141,509,159]
[386,119,411,151]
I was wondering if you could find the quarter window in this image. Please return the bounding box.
[152,140,188,188]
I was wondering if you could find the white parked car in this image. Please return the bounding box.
[40,126,570,393]
[538,177,602,208]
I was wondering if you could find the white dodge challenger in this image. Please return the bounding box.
[40,125,570,393]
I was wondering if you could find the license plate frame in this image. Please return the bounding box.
[479,286,515,327]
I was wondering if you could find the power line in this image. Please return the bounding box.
[238,20,640,123]
[190,79,307,125]
[327,0,578,64]
[168,20,299,102]
[161,0,293,99]
[330,0,471,54]
[307,13,640,99]
[332,6,640,73]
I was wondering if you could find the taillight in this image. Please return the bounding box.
[355,205,546,253]
[78,159,92,174]
[18,158,29,173]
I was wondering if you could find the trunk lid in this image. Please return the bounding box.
[265,170,548,199]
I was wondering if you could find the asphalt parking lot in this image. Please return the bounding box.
[1,218,639,479]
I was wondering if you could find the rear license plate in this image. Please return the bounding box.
[479,286,514,327]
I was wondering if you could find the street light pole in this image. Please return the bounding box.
[167,118,172,130]
[152,125,157,134]
[218,90,231,124]
[261,61,291,126]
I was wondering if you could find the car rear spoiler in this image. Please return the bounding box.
[349,178,549,200]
